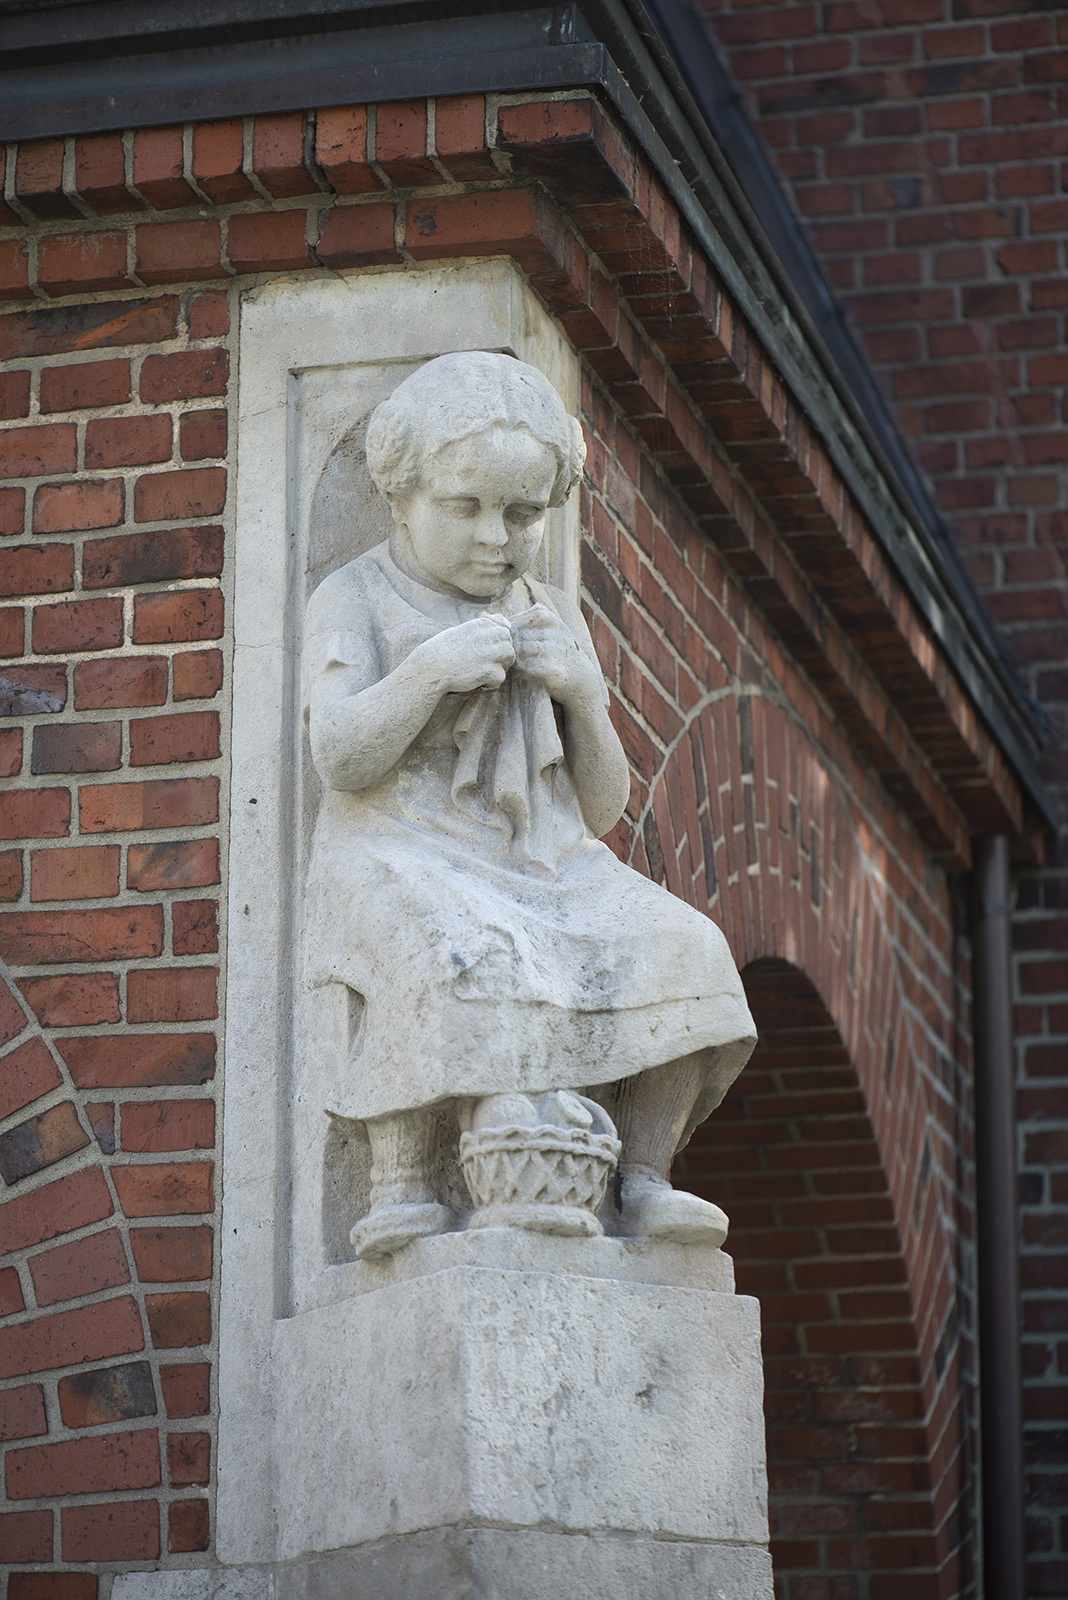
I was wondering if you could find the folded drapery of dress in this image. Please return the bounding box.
[302,541,756,1124]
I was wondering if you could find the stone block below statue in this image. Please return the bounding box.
[268,1231,774,1599]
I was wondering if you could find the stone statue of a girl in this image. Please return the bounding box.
[302,352,756,1259]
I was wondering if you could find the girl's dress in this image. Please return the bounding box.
[302,540,755,1127]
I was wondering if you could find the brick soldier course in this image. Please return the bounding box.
[0,47,1053,1600]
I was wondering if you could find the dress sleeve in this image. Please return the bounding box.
[302,563,383,722]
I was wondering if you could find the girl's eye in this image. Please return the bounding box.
[437,498,479,518]
[507,504,543,528]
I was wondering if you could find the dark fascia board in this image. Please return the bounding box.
[0,0,1054,828]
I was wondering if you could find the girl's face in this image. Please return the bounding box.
[391,428,557,600]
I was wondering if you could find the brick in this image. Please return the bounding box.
[127,838,220,892]
[85,1102,115,1154]
[0,975,27,1046]
[0,661,61,715]
[9,1580,98,1600]
[315,105,381,193]
[114,1162,214,1218]
[316,203,399,268]
[173,648,223,701]
[135,219,227,285]
[30,844,120,901]
[131,1225,213,1282]
[252,111,318,196]
[0,906,163,964]
[130,709,220,765]
[0,240,32,301]
[0,849,21,900]
[79,775,219,832]
[0,1297,144,1383]
[188,292,229,339]
[30,1229,131,1308]
[74,655,168,710]
[191,119,256,204]
[133,126,196,208]
[168,1497,210,1552]
[0,1101,90,1184]
[0,1264,24,1314]
[134,467,226,522]
[14,139,78,220]
[0,1508,52,1562]
[0,369,40,425]
[140,347,228,403]
[174,898,219,955]
[33,476,125,531]
[0,727,21,778]
[128,966,218,1022]
[180,409,227,461]
[58,1359,156,1428]
[0,610,24,658]
[122,1099,215,1152]
[0,787,69,839]
[160,1361,210,1417]
[375,100,440,185]
[32,720,121,774]
[435,94,498,180]
[0,423,77,479]
[74,132,140,215]
[168,1430,210,1485]
[0,371,32,418]
[37,231,132,297]
[145,1290,212,1347]
[19,972,121,1027]
[227,208,313,272]
[59,1033,216,1090]
[0,1385,47,1441]
[83,525,222,588]
[32,597,123,653]
[83,416,172,470]
[0,485,25,535]
[0,298,178,361]
[133,588,224,643]
[62,1499,159,1561]
[0,542,73,597]
[0,1037,63,1121]
[404,188,567,278]
[6,1427,159,1499]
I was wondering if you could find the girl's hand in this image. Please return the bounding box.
[511,605,600,706]
[409,614,516,695]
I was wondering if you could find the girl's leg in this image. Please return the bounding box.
[349,1107,454,1260]
[589,1053,729,1245]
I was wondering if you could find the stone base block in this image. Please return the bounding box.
[261,1232,771,1594]
[281,1527,775,1599]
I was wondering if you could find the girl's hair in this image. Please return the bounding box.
[366,351,586,509]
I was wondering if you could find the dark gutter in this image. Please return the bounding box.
[0,0,1054,828]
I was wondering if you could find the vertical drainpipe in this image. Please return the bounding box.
[972,834,1026,1600]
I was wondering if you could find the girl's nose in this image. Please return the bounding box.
[476,513,509,548]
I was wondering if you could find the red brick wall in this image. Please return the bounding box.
[691,5,1068,1592]
[0,287,228,1577]
[0,90,1008,1593]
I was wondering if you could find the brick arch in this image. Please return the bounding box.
[676,960,941,1597]
[625,688,968,1592]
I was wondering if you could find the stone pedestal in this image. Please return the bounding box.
[269,1231,772,1598]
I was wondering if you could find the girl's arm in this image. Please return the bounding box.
[308,613,516,793]
[511,601,630,838]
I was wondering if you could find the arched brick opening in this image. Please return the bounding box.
[675,958,942,1599]
[617,687,973,1592]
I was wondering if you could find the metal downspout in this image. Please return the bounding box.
[972,834,1026,1599]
